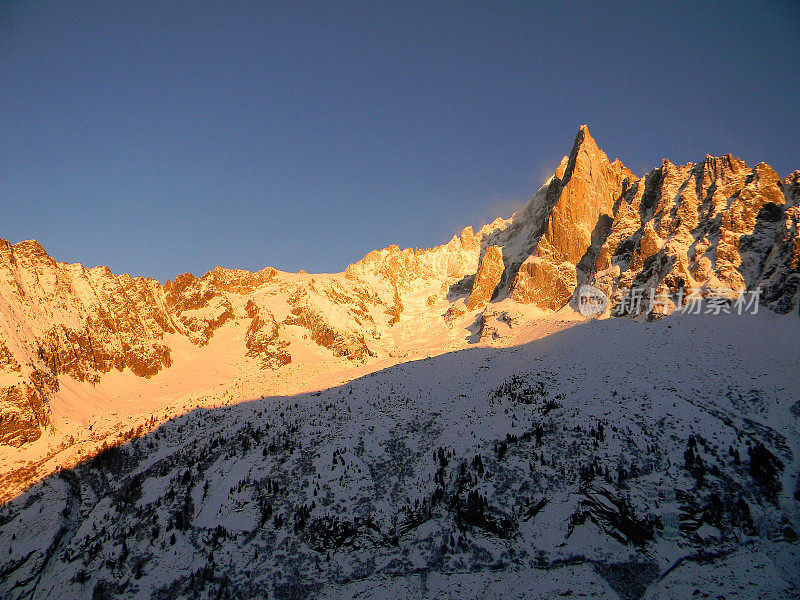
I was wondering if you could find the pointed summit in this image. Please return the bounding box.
[536,126,631,264]
[559,125,610,185]
[508,125,633,310]
[575,124,598,150]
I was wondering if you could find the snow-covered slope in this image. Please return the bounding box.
[1,309,798,599]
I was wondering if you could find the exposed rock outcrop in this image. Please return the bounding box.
[244,301,291,369]
[586,152,799,317]
[507,125,631,310]
[0,369,56,446]
[466,246,504,310]
[500,126,800,317]
[284,305,374,362]
[511,257,577,311]
[534,125,632,266]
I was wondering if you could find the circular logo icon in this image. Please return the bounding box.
[577,285,608,317]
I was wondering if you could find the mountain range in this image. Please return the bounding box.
[1,126,798,599]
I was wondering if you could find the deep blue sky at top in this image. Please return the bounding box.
[2,1,799,281]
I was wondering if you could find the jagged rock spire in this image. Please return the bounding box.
[508,125,633,308]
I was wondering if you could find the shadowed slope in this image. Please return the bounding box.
[1,309,798,599]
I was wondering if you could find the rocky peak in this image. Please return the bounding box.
[503,129,800,318]
[505,126,633,310]
[536,126,632,264]
[10,239,52,260]
[560,124,608,184]
[459,226,475,247]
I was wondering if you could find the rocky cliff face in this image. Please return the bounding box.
[586,154,799,317]
[503,126,629,309]
[0,245,398,446]
[0,240,179,446]
[1,125,798,447]
[532,125,632,267]
[466,246,504,310]
[479,126,800,318]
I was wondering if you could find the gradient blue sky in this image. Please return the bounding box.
[2,1,799,281]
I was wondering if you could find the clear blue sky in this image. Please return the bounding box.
[2,1,799,281]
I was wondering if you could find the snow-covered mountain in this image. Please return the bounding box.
[1,126,798,599]
[2,126,798,452]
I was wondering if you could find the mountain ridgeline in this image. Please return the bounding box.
[1,125,799,447]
